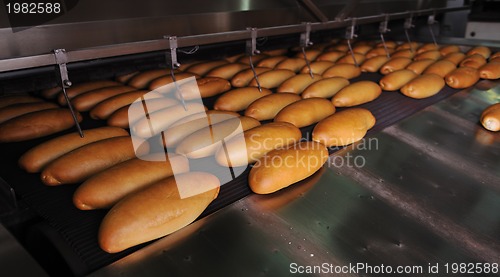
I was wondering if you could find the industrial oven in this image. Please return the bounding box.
[1,0,500,276]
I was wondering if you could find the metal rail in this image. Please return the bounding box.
[0,6,469,73]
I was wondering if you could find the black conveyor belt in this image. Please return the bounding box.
[0,72,461,276]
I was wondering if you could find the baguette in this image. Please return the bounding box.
[443,52,466,65]
[479,62,500,80]
[244,93,301,121]
[19,126,129,173]
[214,87,272,112]
[336,53,366,65]
[275,58,307,73]
[365,47,395,59]
[175,116,260,159]
[316,50,346,62]
[57,80,121,105]
[276,74,322,94]
[40,87,62,99]
[147,73,199,92]
[115,71,139,84]
[299,61,335,75]
[248,69,295,89]
[127,69,171,89]
[380,57,413,74]
[74,153,190,210]
[185,60,229,76]
[160,112,238,148]
[480,103,500,131]
[41,136,147,186]
[107,97,180,128]
[0,95,43,109]
[401,73,445,99]
[294,49,322,61]
[391,49,416,59]
[416,43,439,54]
[0,102,58,124]
[322,64,361,79]
[256,56,287,68]
[169,110,240,127]
[459,54,487,69]
[249,141,328,194]
[423,60,457,78]
[379,69,417,91]
[439,45,461,56]
[177,77,231,100]
[90,90,151,120]
[467,46,491,59]
[274,98,335,128]
[205,63,250,80]
[405,59,435,75]
[230,67,272,87]
[237,54,269,65]
[360,56,389,72]
[445,67,480,89]
[131,102,207,138]
[0,108,82,143]
[301,77,350,99]
[312,108,375,147]
[72,86,137,112]
[98,172,220,253]
[332,81,381,107]
[214,122,302,167]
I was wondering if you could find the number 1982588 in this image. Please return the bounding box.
[6,3,61,14]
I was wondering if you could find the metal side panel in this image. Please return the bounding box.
[89,82,500,277]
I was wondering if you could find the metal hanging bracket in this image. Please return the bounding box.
[300,22,314,78]
[404,14,415,52]
[163,35,187,110]
[379,14,391,58]
[345,18,359,67]
[427,11,438,46]
[53,49,84,138]
[246,27,262,92]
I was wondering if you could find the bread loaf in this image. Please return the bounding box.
[249,141,328,194]
[256,56,287,68]
[322,64,361,79]
[445,67,480,89]
[19,127,128,173]
[107,97,180,128]
[300,61,335,75]
[352,45,373,55]
[0,95,43,109]
[126,69,172,89]
[480,103,500,131]
[336,53,366,65]
[177,77,231,100]
[294,49,322,61]
[316,50,346,62]
[466,46,491,59]
[365,47,395,59]
[90,90,151,120]
[439,45,461,56]
[214,87,272,112]
[72,86,137,112]
[301,77,350,99]
[443,52,466,65]
[237,54,269,65]
[423,60,457,78]
[56,80,121,105]
[148,73,198,91]
[360,56,389,72]
[0,108,82,143]
[74,153,190,210]
[396,42,420,51]
[401,73,445,99]
[405,59,435,75]
[312,108,375,147]
[214,122,301,167]
[245,93,301,121]
[459,54,487,69]
[275,58,307,73]
[0,102,58,124]
[416,43,439,54]
[98,172,220,253]
[230,67,272,87]
[115,71,139,84]
[379,69,417,91]
[478,62,500,80]
[248,69,295,89]
[274,98,335,128]
[391,49,416,59]
[276,74,322,94]
[332,81,381,107]
[380,57,413,74]
[185,60,229,76]
[175,116,260,159]
[205,63,250,80]
[40,87,62,99]
[41,136,147,185]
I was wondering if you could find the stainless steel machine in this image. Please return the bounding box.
[1,1,499,276]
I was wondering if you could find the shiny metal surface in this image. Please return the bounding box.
[0,224,49,277]
[91,81,500,277]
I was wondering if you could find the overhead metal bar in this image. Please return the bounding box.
[0,6,470,73]
[297,0,329,22]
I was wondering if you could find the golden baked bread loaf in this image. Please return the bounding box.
[274,98,335,128]
[275,58,308,73]
[480,103,500,131]
[439,45,461,56]
[147,73,198,91]
[244,93,301,121]
[40,86,62,99]
[405,59,435,75]
[459,54,487,69]
[360,56,389,72]
[248,69,295,89]
[276,74,322,94]
[176,77,231,100]
[0,102,58,124]
[301,77,350,99]
[466,46,491,59]
[56,80,121,105]
[316,50,346,62]
[443,52,466,65]
[401,73,445,99]
[423,60,457,78]
[0,95,43,109]
[391,49,416,59]
[445,67,480,89]
[380,57,413,74]
[478,62,500,80]
[127,69,171,89]
[230,67,272,87]
[332,81,381,107]
[365,47,395,59]
[300,61,335,75]
[0,108,82,143]
[90,90,151,120]
[205,63,250,80]
[107,97,180,128]
[214,87,272,112]
[18,126,128,173]
[41,136,147,186]
[248,141,328,194]
[336,53,366,65]
[312,108,375,147]
[115,71,139,84]
[72,86,137,112]
[256,56,287,68]
[379,69,417,91]
[416,43,439,54]
[322,64,361,79]
[98,172,220,253]
[185,60,229,76]
[73,153,190,210]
